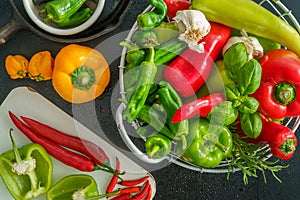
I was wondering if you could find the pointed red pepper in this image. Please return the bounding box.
[171,93,225,123]
[251,49,300,119]
[163,22,232,98]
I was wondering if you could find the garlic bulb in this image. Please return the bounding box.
[222,30,264,60]
[174,10,211,53]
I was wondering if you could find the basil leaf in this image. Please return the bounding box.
[236,59,262,95]
[225,84,241,101]
[238,96,259,114]
[240,112,262,138]
[223,43,248,81]
[208,101,238,126]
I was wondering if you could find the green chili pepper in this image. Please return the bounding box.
[120,41,147,94]
[126,46,157,122]
[137,105,174,139]
[137,0,167,29]
[154,38,187,66]
[191,0,300,57]
[40,0,87,23]
[120,41,147,72]
[131,30,160,48]
[136,125,157,137]
[57,8,93,28]
[145,133,172,159]
[47,174,99,200]
[181,119,233,168]
[158,81,189,137]
[0,129,53,200]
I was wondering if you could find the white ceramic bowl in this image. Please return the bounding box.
[23,0,105,36]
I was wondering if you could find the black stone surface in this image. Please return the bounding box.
[0,0,299,199]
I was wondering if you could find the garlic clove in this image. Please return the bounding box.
[222,30,263,60]
[174,10,211,53]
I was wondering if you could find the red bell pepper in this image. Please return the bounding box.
[163,22,232,98]
[244,114,298,160]
[164,0,191,19]
[171,93,225,123]
[251,49,300,119]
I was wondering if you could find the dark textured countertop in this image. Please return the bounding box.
[1,0,300,199]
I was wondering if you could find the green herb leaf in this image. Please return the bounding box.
[223,42,248,81]
[225,84,241,101]
[238,96,259,114]
[236,59,262,95]
[240,112,262,138]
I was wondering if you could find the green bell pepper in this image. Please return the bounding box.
[0,129,53,200]
[40,0,87,23]
[180,119,233,168]
[191,0,300,57]
[47,174,99,200]
[137,0,167,29]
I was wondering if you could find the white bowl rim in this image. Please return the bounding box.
[23,0,105,36]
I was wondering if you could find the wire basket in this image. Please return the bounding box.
[116,0,300,173]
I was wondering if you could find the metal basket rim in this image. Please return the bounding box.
[117,0,300,173]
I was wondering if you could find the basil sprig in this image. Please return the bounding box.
[223,42,262,138]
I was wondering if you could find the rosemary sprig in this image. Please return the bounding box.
[227,132,288,185]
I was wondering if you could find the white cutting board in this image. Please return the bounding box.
[0,87,156,199]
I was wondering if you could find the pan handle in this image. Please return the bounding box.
[0,17,24,46]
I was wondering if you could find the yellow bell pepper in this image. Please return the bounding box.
[52,44,110,103]
[5,55,29,79]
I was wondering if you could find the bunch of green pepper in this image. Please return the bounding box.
[40,0,93,28]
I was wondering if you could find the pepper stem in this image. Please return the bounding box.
[84,189,121,200]
[274,82,296,105]
[148,145,160,158]
[280,139,296,155]
[71,66,95,90]
[215,142,228,153]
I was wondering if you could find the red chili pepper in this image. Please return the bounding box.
[9,111,97,171]
[20,115,110,166]
[163,22,232,98]
[238,113,298,160]
[118,186,141,194]
[106,157,121,193]
[171,93,225,123]
[119,175,150,186]
[111,193,131,200]
[251,49,300,119]
[130,180,151,200]
[164,0,191,19]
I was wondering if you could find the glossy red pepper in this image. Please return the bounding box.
[171,93,225,123]
[164,0,191,19]
[239,114,297,160]
[20,115,110,167]
[9,111,97,172]
[163,22,232,98]
[251,49,300,119]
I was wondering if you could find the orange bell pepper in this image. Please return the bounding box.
[5,55,29,79]
[52,44,110,103]
[28,51,54,81]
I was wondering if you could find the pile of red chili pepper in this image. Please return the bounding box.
[8,111,154,199]
[120,0,300,184]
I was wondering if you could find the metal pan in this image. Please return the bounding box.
[0,0,132,45]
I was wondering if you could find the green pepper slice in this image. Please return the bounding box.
[47,174,99,200]
[0,142,53,200]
